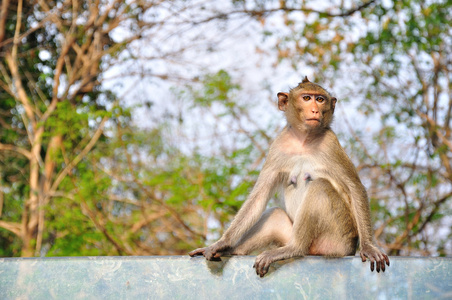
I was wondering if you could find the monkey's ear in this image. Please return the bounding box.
[331,97,337,112]
[277,92,289,111]
[302,76,310,83]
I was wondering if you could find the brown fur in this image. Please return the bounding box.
[189,78,389,277]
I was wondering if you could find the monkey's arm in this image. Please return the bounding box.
[350,181,390,272]
[189,167,280,260]
[328,132,390,272]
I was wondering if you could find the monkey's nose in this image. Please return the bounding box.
[311,105,319,114]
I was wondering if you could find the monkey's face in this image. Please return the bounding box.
[295,91,334,128]
[278,89,337,131]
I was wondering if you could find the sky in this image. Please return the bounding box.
[100,1,364,154]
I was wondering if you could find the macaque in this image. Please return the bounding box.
[189,77,390,277]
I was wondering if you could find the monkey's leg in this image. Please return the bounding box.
[254,178,358,277]
[231,207,293,255]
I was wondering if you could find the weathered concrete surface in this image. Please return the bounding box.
[0,256,451,299]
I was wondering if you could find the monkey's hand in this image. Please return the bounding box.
[188,241,231,261]
[360,244,390,272]
[253,249,285,277]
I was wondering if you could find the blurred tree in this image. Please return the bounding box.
[1,0,450,258]
[0,0,274,257]
[0,0,222,256]
[250,0,452,255]
[179,0,452,256]
[0,0,132,256]
[347,0,452,256]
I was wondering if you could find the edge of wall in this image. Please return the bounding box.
[1,256,451,299]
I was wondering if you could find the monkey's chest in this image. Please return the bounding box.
[279,163,318,221]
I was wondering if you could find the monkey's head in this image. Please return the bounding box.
[277,77,337,133]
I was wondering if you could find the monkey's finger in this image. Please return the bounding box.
[188,248,204,257]
[204,251,221,261]
[254,257,261,274]
[380,260,385,272]
[210,252,222,261]
[258,265,267,277]
[376,259,381,273]
[379,253,387,272]
[261,262,270,277]
[373,254,382,272]
[255,263,260,275]
[204,251,214,260]
[255,262,265,277]
[360,252,367,262]
[376,252,388,272]
[384,255,390,266]
[370,259,375,272]
[257,263,263,276]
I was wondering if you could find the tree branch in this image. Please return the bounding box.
[49,115,109,195]
[0,220,21,236]
[0,0,9,44]
[193,0,377,24]
[0,142,32,159]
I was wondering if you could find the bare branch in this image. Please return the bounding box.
[192,0,377,25]
[0,142,32,159]
[49,115,109,195]
[417,193,452,234]
[0,0,10,44]
[0,220,21,236]
[5,53,36,129]
[80,197,131,255]
[416,109,452,150]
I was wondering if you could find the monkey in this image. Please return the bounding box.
[189,77,390,277]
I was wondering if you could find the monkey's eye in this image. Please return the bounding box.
[316,96,325,103]
[303,95,311,101]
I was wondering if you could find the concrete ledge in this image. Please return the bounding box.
[0,256,451,299]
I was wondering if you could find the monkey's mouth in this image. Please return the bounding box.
[306,118,320,123]
[306,119,321,127]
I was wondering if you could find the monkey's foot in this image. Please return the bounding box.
[189,242,232,261]
[360,244,390,272]
[253,250,281,277]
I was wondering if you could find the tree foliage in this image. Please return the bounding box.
[0,0,200,256]
[262,0,452,255]
[1,0,451,257]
